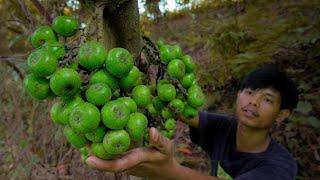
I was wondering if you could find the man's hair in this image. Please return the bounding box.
[239,65,299,111]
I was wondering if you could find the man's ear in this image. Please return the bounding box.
[236,91,242,105]
[275,109,291,123]
[237,90,242,97]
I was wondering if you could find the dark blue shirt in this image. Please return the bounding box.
[189,111,297,180]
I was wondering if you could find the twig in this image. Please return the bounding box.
[167,75,188,97]
[0,54,27,61]
[18,0,35,30]
[1,56,26,80]
[30,0,52,25]
[3,61,24,80]
[0,19,26,24]
[147,113,163,128]
[8,12,29,34]
[59,148,73,164]
[5,26,23,34]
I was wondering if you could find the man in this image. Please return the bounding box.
[85,66,299,180]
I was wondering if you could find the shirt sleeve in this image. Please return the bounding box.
[234,163,297,180]
[189,111,236,155]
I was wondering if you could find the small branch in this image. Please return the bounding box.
[167,75,188,97]
[1,19,26,24]
[141,36,188,96]
[8,12,29,34]
[3,60,25,80]
[18,0,35,30]
[147,113,163,128]
[59,148,73,164]
[0,54,27,61]
[30,0,52,25]
[58,44,80,68]
[0,54,25,80]
[98,0,130,13]
[156,62,166,80]
[6,26,23,34]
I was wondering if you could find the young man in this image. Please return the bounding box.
[85,66,299,180]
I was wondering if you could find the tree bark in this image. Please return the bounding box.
[94,0,142,60]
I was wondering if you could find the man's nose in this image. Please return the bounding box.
[249,94,261,107]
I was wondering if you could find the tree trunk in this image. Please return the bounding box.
[95,0,142,60]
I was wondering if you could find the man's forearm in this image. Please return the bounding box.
[153,163,220,180]
[176,114,199,128]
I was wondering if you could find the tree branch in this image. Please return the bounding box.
[0,54,27,61]
[0,54,27,80]
[18,0,35,30]
[3,60,25,80]
[101,0,142,58]
[30,0,52,25]
[100,0,130,11]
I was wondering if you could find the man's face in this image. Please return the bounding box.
[235,88,282,129]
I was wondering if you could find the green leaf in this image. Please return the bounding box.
[294,26,312,34]
[290,115,301,123]
[298,82,312,92]
[302,116,320,128]
[218,164,232,180]
[295,101,312,115]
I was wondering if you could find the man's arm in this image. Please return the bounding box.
[175,114,199,127]
[168,163,220,180]
[176,110,236,128]
[85,127,220,180]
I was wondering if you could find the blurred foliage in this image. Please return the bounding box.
[141,0,162,19]
[217,164,232,180]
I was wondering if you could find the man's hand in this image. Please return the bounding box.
[85,127,180,179]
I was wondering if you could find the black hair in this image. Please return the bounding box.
[239,65,299,111]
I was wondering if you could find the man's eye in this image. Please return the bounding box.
[265,98,273,103]
[245,90,253,95]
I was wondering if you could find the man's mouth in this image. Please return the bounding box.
[241,107,259,118]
